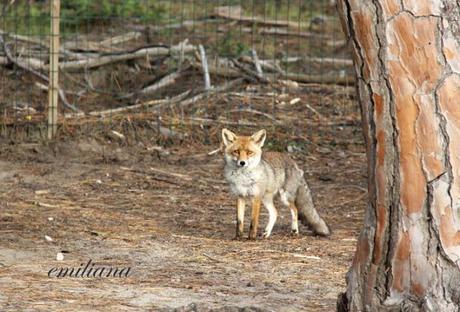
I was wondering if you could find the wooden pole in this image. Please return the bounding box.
[47,0,60,139]
[198,45,211,90]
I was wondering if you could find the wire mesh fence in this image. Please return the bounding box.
[0,0,356,145]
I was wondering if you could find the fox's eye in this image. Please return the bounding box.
[232,150,239,156]
[247,151,254,156]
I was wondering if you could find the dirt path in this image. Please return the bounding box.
[0,139,366,311]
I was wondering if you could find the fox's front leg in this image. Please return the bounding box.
[249,197,261,240]
[236,197,246,239]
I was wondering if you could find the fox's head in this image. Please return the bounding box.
[221,128,266,169]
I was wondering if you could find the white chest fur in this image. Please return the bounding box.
[224,167,262,197]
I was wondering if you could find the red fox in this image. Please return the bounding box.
[222,128,331,239]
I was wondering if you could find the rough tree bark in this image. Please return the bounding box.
[336,0,460,311]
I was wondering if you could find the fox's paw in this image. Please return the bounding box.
[262,230,272,238]
[291,229,299,236]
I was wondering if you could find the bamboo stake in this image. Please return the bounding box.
[48,0,60,139]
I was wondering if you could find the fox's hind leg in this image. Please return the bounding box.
[280,190,298,235]
[262,195,277,238]
[289,203,299,235]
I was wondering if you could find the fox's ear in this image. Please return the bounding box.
[251,129,266,147]
[222,128,237,147]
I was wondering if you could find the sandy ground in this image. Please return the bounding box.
[0,129,366,311]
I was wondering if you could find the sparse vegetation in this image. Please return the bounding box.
[2,0,167,34]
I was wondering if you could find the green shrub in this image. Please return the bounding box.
[2,0,166,35]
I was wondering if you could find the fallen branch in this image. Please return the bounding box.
[259,27,332,39]
[231,59,270,84]
[190,60,241,79]
[54,39,195,70]
[120,167,188,186]
[229,107,281,124]
[207,147,222,156]
[279,56,352,68]
[177,78,244,108]
[62,32,142,53]
[150,167,193,181]
[239,55,352,72]
[0,35,79,112]
[130,18,222,32]
[182,117,260,127]
[1,35,48,80]
[193,55,354,86]
[282,72,354,85]
[304,102,327,120]
[213,6,308,28]
[182,116,359,128]
[219,25,332,40]
[100,32,142,47]
[0,28,92,60]
[64,90,190,118]
[119,67,188,100]
[239,55,282,73]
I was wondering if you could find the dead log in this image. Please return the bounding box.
[259,27,333,39]
[119,67,188,100]
[213,6,308,28]
[53,40,195,70]
[239,55,353,70]
[190,60,241,78]
[229,107,280,124]
[282,71,354,85]
[231,59,270,84]
[178,78,244,108]
[64,90,190,119]
[193,56,354,86]
[217,25,333,39]
[0,28,92,60]
[0,35,79,112]
[130,18,222,32]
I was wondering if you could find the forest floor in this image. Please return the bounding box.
[0,85,366,311]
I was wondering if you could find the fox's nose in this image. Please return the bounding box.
[238,160,246,167]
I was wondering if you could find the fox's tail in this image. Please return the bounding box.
[295,181,331,236]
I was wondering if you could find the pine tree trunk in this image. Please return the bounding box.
[336,0,460,311]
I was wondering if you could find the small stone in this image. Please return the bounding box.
[290,97,301,105]
[35,190,50,195]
